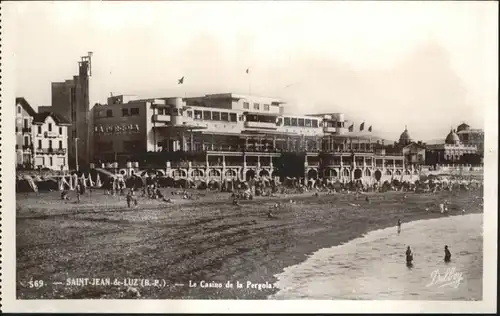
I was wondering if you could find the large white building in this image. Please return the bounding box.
[91,93,408,184]
[16,97,71,171]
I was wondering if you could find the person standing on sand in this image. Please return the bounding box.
[397,219,402,234]
[75,183,81,203]
[444,245,452,263]
[126,190,133,208]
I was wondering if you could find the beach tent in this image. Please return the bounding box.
[17,175,39,193]
[80,174,87,188]
[72,173,78,187]
[87,173,95,187]
[95,173,102,188]
[58,176,71,191]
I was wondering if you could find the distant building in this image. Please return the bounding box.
[15,97,71,170]
[456,122,484,153]
[425,129,479,166]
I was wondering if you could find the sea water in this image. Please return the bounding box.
[271,213,483,300]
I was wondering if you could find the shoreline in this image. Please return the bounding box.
[16,189,483,299]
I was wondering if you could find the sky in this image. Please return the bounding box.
[7,1,498,141]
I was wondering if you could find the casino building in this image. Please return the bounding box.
[91,93,412,183]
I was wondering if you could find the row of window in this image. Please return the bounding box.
[17,121,64,135]
[188,110,239,122]
[243,102,270,111]
[96,108,140,118]
[283,117,319,128]
[31,139,65,149]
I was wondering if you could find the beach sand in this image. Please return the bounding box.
[16,188,483,299]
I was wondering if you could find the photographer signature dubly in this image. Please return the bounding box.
[426,267,464,289]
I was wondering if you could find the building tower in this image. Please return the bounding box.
[51,52,93,170]
[398,125,412,146]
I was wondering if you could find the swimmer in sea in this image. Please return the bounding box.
[444,245,451,263]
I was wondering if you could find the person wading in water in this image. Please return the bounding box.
[444,245,452,263]
[397,219,402,234]
[406,246,413,266]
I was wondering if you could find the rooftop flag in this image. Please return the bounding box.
[360,122,365,131]
[246,68,250,74]
[178,76,184,84]
[368,126,372,132]
[348,124,354,132]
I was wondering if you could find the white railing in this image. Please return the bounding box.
[244,121,277,129]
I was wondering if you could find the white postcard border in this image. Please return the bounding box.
[1,1,497,313]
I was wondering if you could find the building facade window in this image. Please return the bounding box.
[130,108,140,116]
[212,112,221,121]
[24,136,30,146]
[264,104,270,111]
[298,118,305,127]
[187,111,193,118]
[38,140,42,148]
[18,106,21,114]
[312,120,318,128]
[106,109,113,117]
[221,112,229,121]
[49,157,53,166]
[291,118,298,126]
[253,103,260,110]
[284,117,291,126]
[48,123,52,132]
[48,140,53,148]
[203,111,211,120]
[38,126,42,134]
[243,102,250,109]
[24,119,29,128]
[194,110,202,120]
[122,108,129,116]
[59,127,63,134]
[59,140,63,149]
[230,113,237,122]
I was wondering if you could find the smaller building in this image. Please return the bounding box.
[456,122,484,153]
[16,97,71,171]
[402,142,426,166]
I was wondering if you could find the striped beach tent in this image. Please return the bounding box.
[68,176,75,190]
[80,174,87,188]
[72,174,79,189]
[95,173,102,188]
[87,173,95,187]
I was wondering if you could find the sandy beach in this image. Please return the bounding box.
[16,188,483,299]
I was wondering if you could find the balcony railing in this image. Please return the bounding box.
[34,148,67,154]
[44,131,61,138]
[152,114,171,123]
[244,121,277,129]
